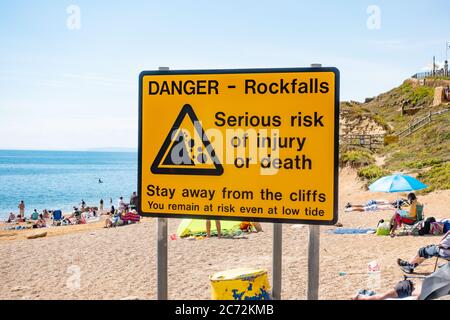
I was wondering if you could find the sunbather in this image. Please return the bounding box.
[6,212,16,223]
[345,199,394,212]
[32,214,47,228]
[104,211,123,228]
[390,193,419,236]
[397,231,450,273]
[352,279,421,300]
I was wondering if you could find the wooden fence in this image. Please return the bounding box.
[397,108,450,138]
[339,134,385,150]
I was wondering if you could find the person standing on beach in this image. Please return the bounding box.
[129,192,138,211]
[18,201,25,219]
[81,199,86,211]
[118,196,126,213]
[100,199,104,211]
[206,220,221,239]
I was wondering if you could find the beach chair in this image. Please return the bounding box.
[401,204,424,233]
[52,210,63,226]
[433,254,450,272]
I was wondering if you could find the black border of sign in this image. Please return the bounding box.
[138,67,340,225]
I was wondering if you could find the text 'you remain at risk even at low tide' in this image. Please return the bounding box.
[147,186,328,217]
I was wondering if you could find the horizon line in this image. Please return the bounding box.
[0,148,138,153]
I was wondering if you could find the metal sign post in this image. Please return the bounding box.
[306,63,322,301]
[307,224,320,300]
[157,66,170,300]
[157,217,168,299]
[272,223,282,300]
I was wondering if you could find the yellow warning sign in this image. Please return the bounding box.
[139,68,339,224]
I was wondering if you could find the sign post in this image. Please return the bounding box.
[138,67,339,300]
[307,224,320,299]
[157,217,168,299]
[307,64,322,301]
[272,223,282,300]
[156,66,170,300]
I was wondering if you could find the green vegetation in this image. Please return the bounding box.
[340,150,375,168]
[404,158,445,169]
[382,112,450,171]
[426,76,450,81]
[399,82,434,107]
[340,101,391,133]
[340,78,449,192]
[417,163,450,192]
[357,165,390,186]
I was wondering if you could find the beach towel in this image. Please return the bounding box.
[330,228,376,235]
[430,222,444,235]
[176,219,247,238]
[122,212,140,223]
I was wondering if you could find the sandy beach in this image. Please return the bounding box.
[0,168,448,300]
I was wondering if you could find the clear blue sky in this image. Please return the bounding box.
[0,0,449,150]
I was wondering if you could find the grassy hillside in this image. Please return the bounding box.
[340,78,449,192]
[364,80,435,130]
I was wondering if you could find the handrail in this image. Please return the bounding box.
[397,107,450,138]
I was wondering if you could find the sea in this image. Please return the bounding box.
[0,150,137,220]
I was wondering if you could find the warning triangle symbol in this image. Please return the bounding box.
[151,104,224,176]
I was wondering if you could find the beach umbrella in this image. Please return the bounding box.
[419,262,450,300]
[368,174,427,193]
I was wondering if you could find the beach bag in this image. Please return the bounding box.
[430,222,444,235]
[419,217,436,235]
[239,221,252,231]
[441,219,450,233]
[410,221,424,236]
[376,221,391,236]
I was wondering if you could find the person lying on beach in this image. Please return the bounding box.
[390,193,419,237]
[32,214,47,228]
[352,279,421,300]
[6,212,16,223]
[397,231,450,273]
[86,208,97,218]
[345,200,394,212]
[61,216,74,226]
